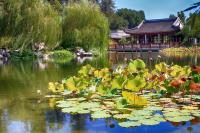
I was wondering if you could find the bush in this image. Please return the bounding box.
[48,50,74,64]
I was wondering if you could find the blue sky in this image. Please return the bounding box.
[115,0,199,19]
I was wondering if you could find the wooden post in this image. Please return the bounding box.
[145,34,147,44]
[158,34,161,48]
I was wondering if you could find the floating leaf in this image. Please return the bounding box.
[128,116,145,121]
[91,111,111,119]
[118,121,141,128]
[166,116,194,122]
[139,119,161,125]
[77,110,90,114]
[113,114,130,119]
[48,82,64,93]
[122,91,147,107]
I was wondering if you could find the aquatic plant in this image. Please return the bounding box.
[47,59,200,128]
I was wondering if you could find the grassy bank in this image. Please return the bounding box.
[48,50,75,64]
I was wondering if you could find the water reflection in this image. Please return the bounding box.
[108,52,200,67]
[0,52,200,133]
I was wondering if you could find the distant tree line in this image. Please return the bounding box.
[48,0,146,30]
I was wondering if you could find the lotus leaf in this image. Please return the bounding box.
[91,111,111,119]
[146,106,163,111]
[65,76,88,91]
[48,82,64,93]
[191,111,200,117]
[118,121,141,128]
[77,110,90,114]
[128,116,146,121]
[131,110,152,116]
[113,114,131,119]
[78,65,95,77]
[155,62,167,73]
[166,116,194,122]
[62,107,79,113]
[57,102,75,108]
[111,76,126,89]
[139,119,161,125]
[182,106,198,110]
[79,102,100,109]
[122,91,148,107]
[163,112,185,117]
[94,68,111,82]
[125,77,146,92]
[128,59,146,73]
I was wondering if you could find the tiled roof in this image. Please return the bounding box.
[111,30,130,39]
[125,18,182,35]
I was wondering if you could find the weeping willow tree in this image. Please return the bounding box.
[61,1,109,52]
[0,0,62,52]
[181,13,200,44]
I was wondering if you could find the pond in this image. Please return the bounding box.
[0,52,200,133]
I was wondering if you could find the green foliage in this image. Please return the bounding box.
[47,59,200,128]
[119,37,128,45]
[48,50,74,64]
[109,14,128,30]
[61,1,109,52]
[1,0,62,51]
[182,13,200,38]
[99,0,115,16]
[128,59,146,73]
[116,8,145,28]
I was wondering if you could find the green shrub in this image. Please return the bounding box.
[48,50,74,64]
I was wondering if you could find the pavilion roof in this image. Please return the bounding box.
[125,18,183,35]
[111,30,130,39]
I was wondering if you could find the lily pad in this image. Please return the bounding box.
[118,121,141,128]
[139,119,161,126]
[113,114,131,119]
[91,111,111,119]
[166,116,194,122]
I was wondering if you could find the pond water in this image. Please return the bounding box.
[0,52,200,133]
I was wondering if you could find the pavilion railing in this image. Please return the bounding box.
[109,42,180,51]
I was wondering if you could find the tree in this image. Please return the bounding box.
[184,1,200,13]
[109,14,128,30]
[119,37,128,52]
[182,13,200,38]
[0,0,61,51]
[100,0,115,16]
[61,1,109,52]
[169,14,176,19]
[177,11,186,24]
[169,12,185,23]
[116,8,145,28]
